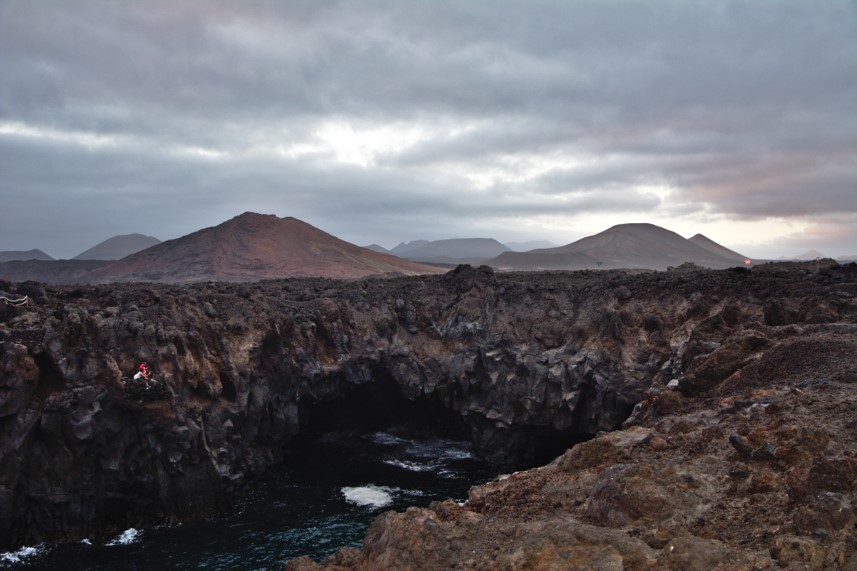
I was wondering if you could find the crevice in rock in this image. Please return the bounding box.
[219,371,237,402]
[32,351,65,401]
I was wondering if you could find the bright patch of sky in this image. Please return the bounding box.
[0,0,854,259]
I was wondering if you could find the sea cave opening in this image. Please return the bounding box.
[287,366,466,447]
[284,365,600,474]
[281,366,483,485]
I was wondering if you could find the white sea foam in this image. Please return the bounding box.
[371,432,407,446]
[341,485,394,508]
[441,447,473,461]
[106,528,143,546]
[0,544,47,565]
[436,468,460,479]
[406,438,473,460]
[444,440,474,457]
[383,458,435,472]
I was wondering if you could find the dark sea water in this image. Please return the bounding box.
[1,429,494,571]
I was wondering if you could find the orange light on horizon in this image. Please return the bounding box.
[744,259,752,265]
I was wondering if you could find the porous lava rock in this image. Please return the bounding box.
[0,262,855,568]
[283,263,857,570]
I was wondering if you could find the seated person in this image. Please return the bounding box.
[133,363,151,384]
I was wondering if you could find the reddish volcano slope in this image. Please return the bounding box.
[87,213,444,282]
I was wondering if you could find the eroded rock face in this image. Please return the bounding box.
[1,262,856,556]
[289,332,857,570]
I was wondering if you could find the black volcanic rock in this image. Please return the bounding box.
[285,264,857,571]
[1,262,855,563]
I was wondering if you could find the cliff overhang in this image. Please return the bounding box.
[1,262,855,565]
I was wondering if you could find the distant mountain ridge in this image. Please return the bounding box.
[780,250,828,261]
[0,260,109,284]
[74,233,161,260]
[391,240,431,257]
[688,234,746,261]
[504,240,557,252]
[391,238,510,261]
[0,217,788,284]
[86,212,444,282]
[488,223,746,270]
[0,249,54,262]
[364,244,391,254]
[370,239,559,259]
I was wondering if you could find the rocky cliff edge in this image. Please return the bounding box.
[1,263,855,569]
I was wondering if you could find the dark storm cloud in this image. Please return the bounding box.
[0,0,855,257]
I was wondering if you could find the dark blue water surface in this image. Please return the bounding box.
[2,429,493,571]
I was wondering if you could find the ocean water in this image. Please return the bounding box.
[3,429,493,571]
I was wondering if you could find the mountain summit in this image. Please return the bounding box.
[688,233,746,261]
[0,249,54,262]
[74,233,161,260]
[87,212,444,282]
[391,238,510,262]
[489,223,746,270]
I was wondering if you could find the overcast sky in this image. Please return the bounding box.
[1,0,855,260]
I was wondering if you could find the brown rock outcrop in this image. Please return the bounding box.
[282,264,857,570]
[0,262,855,567]
[289,348,856,570]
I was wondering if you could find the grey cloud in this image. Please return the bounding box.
[0,0,855,257]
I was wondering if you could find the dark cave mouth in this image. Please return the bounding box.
[293,368,472,443]
[288,367,597,470]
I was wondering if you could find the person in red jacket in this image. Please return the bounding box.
[133,362,151,385]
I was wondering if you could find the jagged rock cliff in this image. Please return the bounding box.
[285,263,857,571]
[1,263,855,566]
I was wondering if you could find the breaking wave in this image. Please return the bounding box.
[24,431,491,569]
[372,432,476,480]
[106,528,143,546]
[406,438,474,462]
[341,485,395,508]
[371,432,407,446]
[0,544,47,565]
[382,458,435,472]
